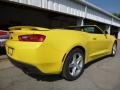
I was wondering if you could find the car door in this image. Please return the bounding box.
[93,27,111,52]
[83,26,110,60]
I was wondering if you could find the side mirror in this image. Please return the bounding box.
[104,31,108,34]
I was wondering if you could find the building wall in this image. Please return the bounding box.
[86,7,112,25]
[9,0,120,27]
[0,2,77,30]
[1,0,120,39]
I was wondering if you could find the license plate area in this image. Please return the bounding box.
[8,47,13,56]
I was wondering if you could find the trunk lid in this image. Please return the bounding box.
[9,26,50,41]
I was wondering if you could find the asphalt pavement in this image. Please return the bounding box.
[0,41,120,90]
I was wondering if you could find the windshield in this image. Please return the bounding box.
[53,26,102,34]
[54,26,83,31]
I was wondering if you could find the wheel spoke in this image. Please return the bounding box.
[77,55,82,61]
[69,52,83,76]
[71,67,77,76]
[113,45,116,54]
[69,63,75,68]
[77,62,83,70]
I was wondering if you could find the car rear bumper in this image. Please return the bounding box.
[6,40,65,74]
[9,56,45,75]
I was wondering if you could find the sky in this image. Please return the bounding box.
[86,0,120,13]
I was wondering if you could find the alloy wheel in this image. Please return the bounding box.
[69,53,83,77]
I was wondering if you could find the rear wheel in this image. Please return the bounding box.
[111,43,117,56]
[62,48,84,81]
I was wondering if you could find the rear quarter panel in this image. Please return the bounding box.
[34,30,89,63]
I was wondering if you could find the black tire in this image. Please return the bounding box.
[62,48,84,81]
[111,42,117,57]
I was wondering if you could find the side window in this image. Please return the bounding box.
[83,27,95,33]
[94,27,103,34]
[83,26,103,34]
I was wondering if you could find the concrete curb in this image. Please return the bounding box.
[0,55,14,70]
[0,60,14,70]
[0,55,8,61]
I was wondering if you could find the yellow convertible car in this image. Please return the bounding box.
[6,25,117,81]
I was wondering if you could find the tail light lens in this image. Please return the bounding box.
[18,34,46,42]
[0,31,7,35]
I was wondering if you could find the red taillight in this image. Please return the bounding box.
[18,34,46,42]
[0,31,7,35]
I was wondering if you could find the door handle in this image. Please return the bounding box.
[93,38,96,40]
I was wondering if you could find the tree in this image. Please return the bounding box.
[113,13,120,18]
